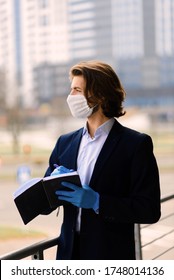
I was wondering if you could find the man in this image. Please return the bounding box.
[45,60,161,260]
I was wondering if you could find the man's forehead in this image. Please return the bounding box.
[71,75,86,88]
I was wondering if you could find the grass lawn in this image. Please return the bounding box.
[0,225,47,240]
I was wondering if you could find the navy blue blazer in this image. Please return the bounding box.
[45,119,161,260]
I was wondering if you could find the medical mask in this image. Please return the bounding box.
[67,94,96,118]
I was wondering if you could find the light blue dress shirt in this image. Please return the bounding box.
[76,118,115,231]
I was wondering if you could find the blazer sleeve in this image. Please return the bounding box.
[99,135,161,224]
[44,138,61,177]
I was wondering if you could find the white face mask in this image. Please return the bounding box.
[67,94,96,119]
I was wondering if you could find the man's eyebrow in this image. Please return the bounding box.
[71,86,82,90]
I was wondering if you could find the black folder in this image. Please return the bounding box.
[13,172,81,225]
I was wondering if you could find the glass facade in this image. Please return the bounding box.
[155,0,174,56]
[112,0,144,58]
[68,0,113,61]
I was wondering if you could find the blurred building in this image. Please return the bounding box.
[111,0,174,106]
[0,0,20,107]
[0,0,174,109]
[68,0,113,62]
[21,0,70,106]
[0,0,69,107]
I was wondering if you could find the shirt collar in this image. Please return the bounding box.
[82,118,115,138]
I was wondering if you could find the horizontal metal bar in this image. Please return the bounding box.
[152,246,174,260]
[161,193,174,203]
[0,237,59,260]
[142,228,174,248]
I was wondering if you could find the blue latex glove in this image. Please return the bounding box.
[51,165,74,176]
[55,182,99,211]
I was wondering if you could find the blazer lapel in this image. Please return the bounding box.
[90,120,123,185]
[66,128,83,170]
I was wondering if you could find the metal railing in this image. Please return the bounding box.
[0,236,59,260]
[0,194,173,260]
[140,193,174,260]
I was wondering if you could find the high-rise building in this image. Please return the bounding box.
[67,0,174,106]
[0,0,69,107]
[112,0,174,105]
[68,0,113,63]
[0,0,174,108]
[156,0,174,57]
[112,0,144,59]
[155,0,174,90]
[0,0,20,107]
[21,0,69,106]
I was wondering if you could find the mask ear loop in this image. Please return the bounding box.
[87,95,98,110]
[91,103,98,110]
[90,104,98,117]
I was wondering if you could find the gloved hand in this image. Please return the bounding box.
[55,182,99,211]
[51,165,74,176]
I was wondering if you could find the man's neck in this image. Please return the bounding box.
[87,113,110,138]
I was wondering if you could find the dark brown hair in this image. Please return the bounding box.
[69,60,126,118]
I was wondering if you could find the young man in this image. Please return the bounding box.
[45,60,161,260]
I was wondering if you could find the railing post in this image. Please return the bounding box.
[135,224,142,260]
